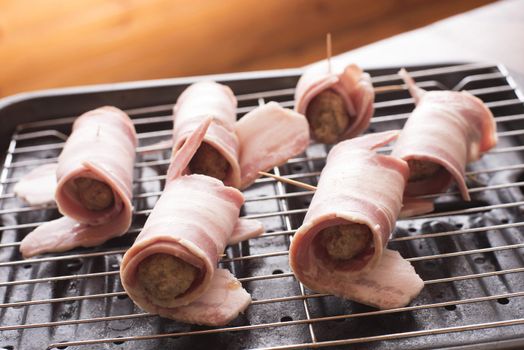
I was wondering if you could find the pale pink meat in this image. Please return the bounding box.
[229,219,265,245]
[20,215,130,258]
[289,131,424,309]
[14,163,58,206]
[308,249,424,309]
[172,82,310,189]
[400,197,435,219]
[120,174,245,309]
[172,81,242,187]
[166,117,213,181]
[121,120,262,324]
[161,269,251,326]
[138,139,173,154]
[19,107,137,258]
[295,63,375,142]
[236,102,310,189]
[392,69,497,200]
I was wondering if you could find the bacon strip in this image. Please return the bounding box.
[229,219,265,245]
[166,117,213,182]
[317,248,424,309]
[172,82,309,189]
[392,69,497,200]
[172,81,242,187]
[159,269,251,326]
[20,213,130,258]
[294,63,375,142]
[121,120,262,325]
[19,107,137,258]
[236,102,310,189]
[400,197,435,219]
[289,131,424,309]
[14,163,57,206]
[120,174,245,309]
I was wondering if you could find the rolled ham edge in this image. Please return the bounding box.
[54,160,130,225]
[295,64,374,141]
[290,212,385,282]
[295,75,356,117]
[120,235,216,310]
[167,117,213,182]
[290,212,423,309]
[228,218,265,245]
[338,65,375,139]
[119,215,261,325]
[398,68,497,159]
[19,207,131,258]
[19,161,133,258]
[13,162,58,206]
[162,268,251,326]
[400,197,435,219]
[235,101,310,189]
[331,129,400,153]
[120,118,260,324]
[331,248,424,309]
[120,215,264,313]
[396,152,470,201]
[460,90,498,157]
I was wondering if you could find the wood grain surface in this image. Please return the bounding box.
[0,0,494,97]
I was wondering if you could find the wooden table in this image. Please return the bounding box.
[0,0,497,97]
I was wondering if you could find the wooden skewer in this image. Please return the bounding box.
[326,32,332,74]
[258,171,317,191]
[374,84,405,93]
[327,33,409,95]
[324,33,403,94]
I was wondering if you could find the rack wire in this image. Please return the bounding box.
[1,62,524,349]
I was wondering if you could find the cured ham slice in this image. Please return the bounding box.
[392,69,497,200]
[166,117,214,181]
[120,174,245,309]
[166,269,251,326]
[121,120,263,325]
[310,249,423,309]
[172,81,242,187]
[236,102,310,189]
[400,197,435,219]
[14,163,57,206]
[19,107,137,258]
[294,63,374,144]
[20,215,130,257]
[289,131,424,309]
[229,219,265,245]
[172,82,309,189]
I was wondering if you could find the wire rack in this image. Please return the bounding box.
[1,62,524,350]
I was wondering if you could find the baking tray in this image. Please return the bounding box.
[1,62,524,349]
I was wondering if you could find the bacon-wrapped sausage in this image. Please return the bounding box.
[295,63,374,144]
[20,107,137,258]
[173,81,310,189]
[289,131,423,309]
[392,69,497,200]
[121,119,262,326]
[173,81,241,187]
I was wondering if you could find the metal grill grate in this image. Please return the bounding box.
[1,62,524,349]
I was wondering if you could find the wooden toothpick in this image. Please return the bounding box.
[374,84,405,93]
[326,32,332,74]
[258,171,317,191]
[324,33,402,94]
